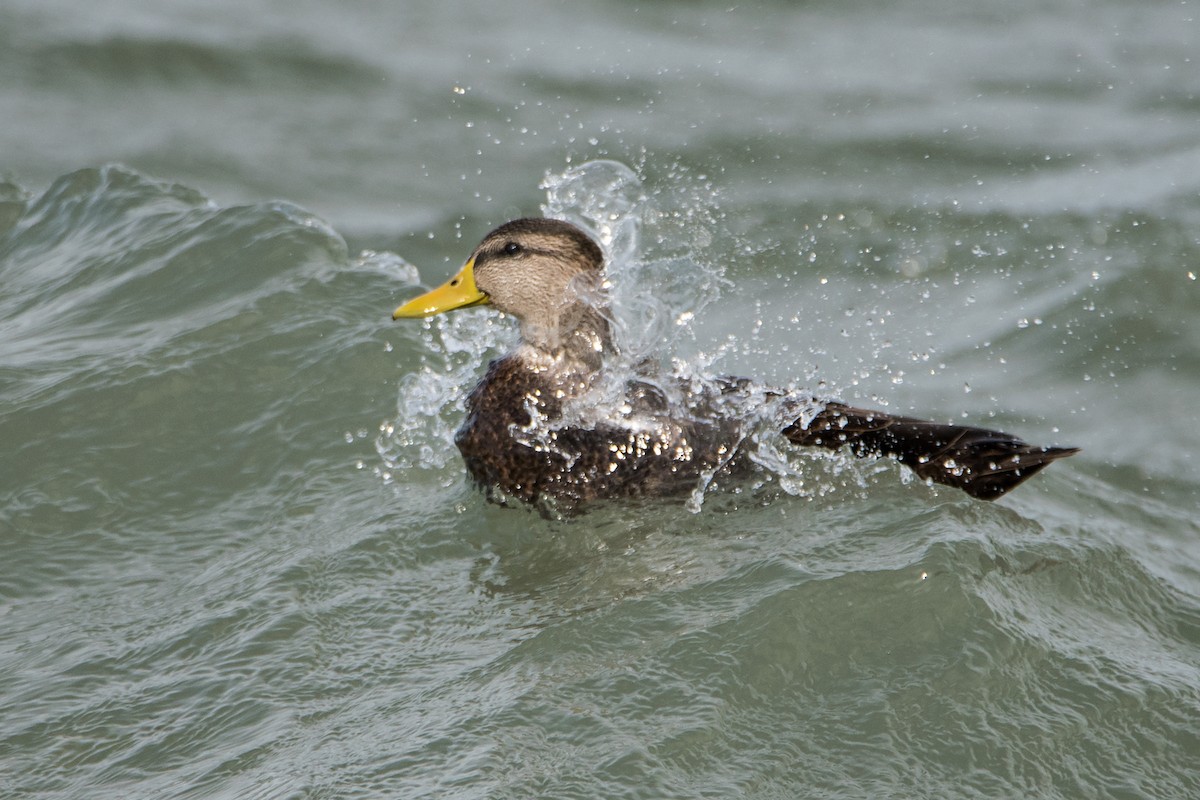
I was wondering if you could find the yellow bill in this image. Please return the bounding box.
[392,258,490,319]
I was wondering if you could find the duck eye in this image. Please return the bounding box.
[502,241,522,255]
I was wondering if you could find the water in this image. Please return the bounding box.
[3,0,1200,797]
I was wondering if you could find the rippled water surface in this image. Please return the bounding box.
[3,1,1200,798]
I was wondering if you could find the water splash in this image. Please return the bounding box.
[379,160,860,509]
[541,162,850,508]
[541,159,642,265]
[379,159,727,479]
[375,311,514,475]
[541,160,730,374]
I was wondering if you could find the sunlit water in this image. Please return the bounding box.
[3,0,1200,798]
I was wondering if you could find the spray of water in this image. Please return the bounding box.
[377,160,865,508]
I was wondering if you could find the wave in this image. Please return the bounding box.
[20,34,384,91]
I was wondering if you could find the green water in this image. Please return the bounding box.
[3,0,1200,797]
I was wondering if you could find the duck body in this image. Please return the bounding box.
[394,218,1078,511]
[454,344,782,508]
[454,353,720,506]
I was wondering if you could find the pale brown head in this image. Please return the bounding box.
[393,218,610,358]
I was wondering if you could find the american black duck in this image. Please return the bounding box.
[393,218,1078,511]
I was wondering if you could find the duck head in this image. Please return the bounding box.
[393,218,611,360]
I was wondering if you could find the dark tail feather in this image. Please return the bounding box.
[783,402,1079,500]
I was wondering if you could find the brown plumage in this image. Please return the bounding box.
[393,217,1078,510]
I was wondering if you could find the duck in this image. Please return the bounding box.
[393,217,1078,511]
